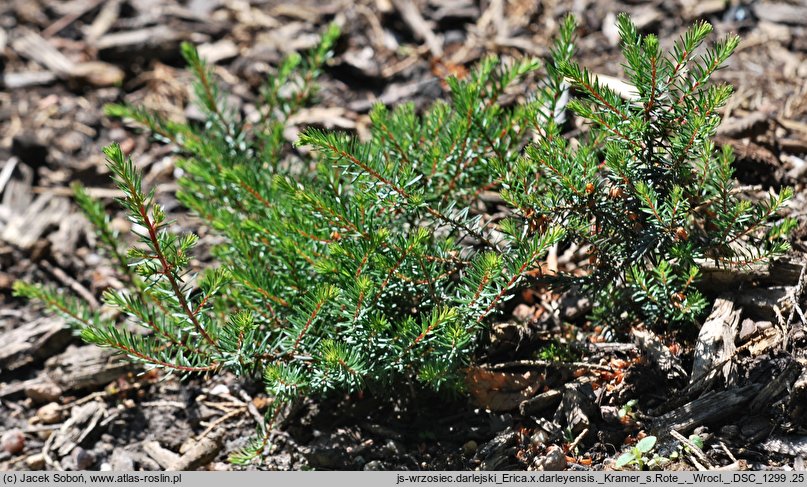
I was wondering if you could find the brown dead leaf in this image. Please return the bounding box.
[466,366,543,412]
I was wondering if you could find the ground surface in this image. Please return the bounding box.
[2,0,807,472]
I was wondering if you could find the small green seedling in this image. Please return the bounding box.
[618,399,639,420]
[615,436,668,470]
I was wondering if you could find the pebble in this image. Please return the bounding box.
[72,447,95,470]
[381,439,405,456]
[2,429,26,455]
[533,445,566,471]
[26,453,45,470]
[110,449,135,471]
[36,402,63,424]
[512,304,535,322]
[25,381,62,404]
[363,460,385,471]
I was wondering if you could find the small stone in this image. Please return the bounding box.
[37,430,53,441]
[26,453,46,470]
[534,445,566,471]
[2,429,26,455]
[462,440,478,456]
[99,463,112,471]
[72,446,95,470]
[530,431,548,448]
[25,381,62,404]
[36,402,63,424]
[363,460,385,471]
[209,384,230,396]
[110,449,135,471]
[512,304,535,323]
[55,131,85,154]
[381,439,405,456]
[739,318,757,341]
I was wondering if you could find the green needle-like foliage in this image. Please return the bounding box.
[500,14,794,328]
[15,16,794,463]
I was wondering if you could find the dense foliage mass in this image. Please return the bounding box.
[15,15,793,462]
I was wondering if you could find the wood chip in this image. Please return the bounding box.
[752,3,807,26]
[653,385,760,434]
[1,193,71,250]
[45,345,133,391]
[10,31,123,87]
[761,435,807,456]
[0,318,71,371]
[391,0,443,57]
[632,328,686,379]
[691,297,741,384]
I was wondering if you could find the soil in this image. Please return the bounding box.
[2,0,807,472]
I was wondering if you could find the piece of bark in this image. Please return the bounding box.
[391,0,443,57]
[172,435,222,470]
[632,328,686,379]
[0,318,71,371]
[96,25,185,60]
[749,360,801,412]
[698,257,804,289]
[49,401,107,457]
[761,436,807,456]
[553,381,596,437]
[83,0,121,42]
[652,385,760,435]
[519,389,562,416]
[10,31,123,87]
[25,380,63,404]
[691,297,741,384]
[752,3,807,25]
[1,71,59,89]
[197,39,239,65]
[143,441,182,470]
[45,345,133,391]
[144,433,222,470]
[1,193,71,250]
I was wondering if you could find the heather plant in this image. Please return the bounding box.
[498,14,795,328]
[15,15,794,463]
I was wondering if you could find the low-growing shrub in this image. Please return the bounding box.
[15,15,793,462]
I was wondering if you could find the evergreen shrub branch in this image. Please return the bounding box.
[14,15,795,463]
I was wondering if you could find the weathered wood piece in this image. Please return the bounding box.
[391,0,442,57]
[95,25,185,60]
[761,435,807,456]
[553,381,596,437]
[45,345,133,391]
[1,71,60,89]
[632,328,686,379]
[0,318,71,371]
[144,432,222,470]
[752,3,807,25]
[749,360,801,412]
[697,256,804,288]
[691,297,741,384]
[48,401,107,458]
[10,31,123,87]
[519,389,561,416]
[652,385,760,434]
[1,193,71,250]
